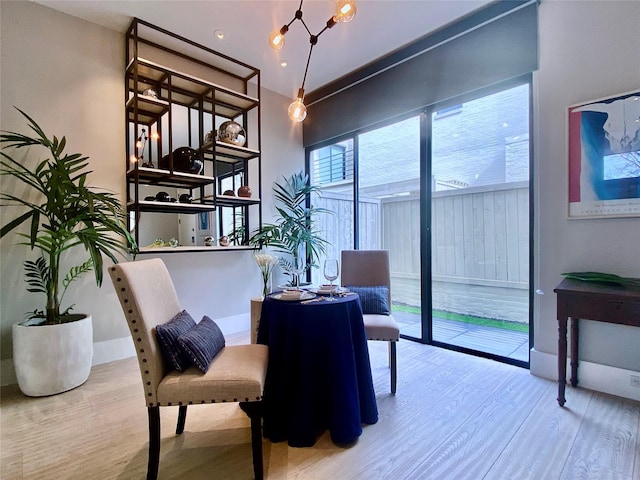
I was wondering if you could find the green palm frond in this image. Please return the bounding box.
[24,257,49,294]
[249,171,332,282]
[1,108,138,324]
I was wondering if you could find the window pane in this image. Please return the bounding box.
[359,116,422,339]
[431,83,530,361]
[309,139,355,285]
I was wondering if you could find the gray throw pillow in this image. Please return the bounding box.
[178,316,226,373]
[346,285,391,315]
[155,310,196,372]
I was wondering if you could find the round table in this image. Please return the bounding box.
[257,293,378,447]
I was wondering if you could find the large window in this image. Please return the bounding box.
[309,139,355,286]
[313,144,352,186]
[307,79,532,367]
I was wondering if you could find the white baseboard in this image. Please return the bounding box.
[92,336,136,366]
[530,348,640,401]
[1,312,250,387]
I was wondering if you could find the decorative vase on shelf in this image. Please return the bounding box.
[238,185,252,198]
[159,147,204,174]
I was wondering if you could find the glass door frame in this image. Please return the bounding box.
[421,73,534,368]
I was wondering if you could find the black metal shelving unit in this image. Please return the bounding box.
[125,18,262,253]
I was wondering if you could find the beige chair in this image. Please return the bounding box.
[341,250,399,394]
[109,259,268,480]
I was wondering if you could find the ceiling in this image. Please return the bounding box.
[34,0,493,99]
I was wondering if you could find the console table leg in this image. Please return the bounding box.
[570,317,579,387]
[557,317,568,406]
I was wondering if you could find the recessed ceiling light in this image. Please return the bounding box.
[280,61,288,67]
[214,30,224,40]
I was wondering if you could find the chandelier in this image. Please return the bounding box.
[269,0,357,122]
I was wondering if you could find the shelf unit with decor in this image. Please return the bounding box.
[125,18,261,253]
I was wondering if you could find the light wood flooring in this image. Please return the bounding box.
[2,332,639,480]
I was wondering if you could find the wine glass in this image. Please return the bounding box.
[323,259,339,300]
[292,244,306,290]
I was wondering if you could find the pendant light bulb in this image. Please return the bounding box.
[269,25,288,50]
[288,90,307,122]
[334,0,357,23]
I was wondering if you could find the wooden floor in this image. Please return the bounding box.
[2,332,639,480]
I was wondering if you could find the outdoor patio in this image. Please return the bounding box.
[394,311,529,362]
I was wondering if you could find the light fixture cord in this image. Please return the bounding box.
[300,42,315,93]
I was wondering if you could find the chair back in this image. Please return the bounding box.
[341,250,391,305]
[109,258,182,406]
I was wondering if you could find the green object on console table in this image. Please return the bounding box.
[561,272,640,287]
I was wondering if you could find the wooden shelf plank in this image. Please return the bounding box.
[128,200,216,214]
[127,167,215,188]
[138,245,255,254]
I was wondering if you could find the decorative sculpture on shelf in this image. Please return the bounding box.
[159,147,204,174]
[218,121,246,147]
[238,185,252,198]
[131,128,160,168]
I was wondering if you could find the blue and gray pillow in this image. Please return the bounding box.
[156,311,225,373]
[178,316,226,373]
[155,310,197,372]
[345,285,390,315]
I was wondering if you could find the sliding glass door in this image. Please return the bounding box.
[429,83,531,362]
[307,79,532,365]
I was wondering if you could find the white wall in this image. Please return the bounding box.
[2,0,638,396]
[531,0,640,395]
[0,1,304,382]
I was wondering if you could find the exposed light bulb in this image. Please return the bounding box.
[269,26,288,50]
[130,155,138,163]
[150,132,160,140]
[136,140,143,149]
[334,0,357,23]
[288,97,307,122]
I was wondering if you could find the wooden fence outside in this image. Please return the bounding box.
[314,182,530,323]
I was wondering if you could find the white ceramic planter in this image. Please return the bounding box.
[13,315,93,396]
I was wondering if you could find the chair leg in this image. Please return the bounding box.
[147,406,161,480]
[390,341,397,394]
[176,405,187,434]
[240,401,264,480]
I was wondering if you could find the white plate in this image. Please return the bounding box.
[271,292,317,302]
[310,286,348,295]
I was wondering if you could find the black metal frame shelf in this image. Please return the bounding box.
[125,18,262,251]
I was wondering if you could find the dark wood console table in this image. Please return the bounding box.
[554,278,640,406]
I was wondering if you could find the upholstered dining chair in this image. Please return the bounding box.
[341,250,400,394]
[109,258,268,480]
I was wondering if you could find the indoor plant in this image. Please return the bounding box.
[0,109,138,396]
[249,171,330,286]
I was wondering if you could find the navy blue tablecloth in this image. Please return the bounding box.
[257,294,378,447]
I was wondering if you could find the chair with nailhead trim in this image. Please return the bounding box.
[341,250,399,394]
[109,258,268,480]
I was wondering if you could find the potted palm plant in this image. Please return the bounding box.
[249,171,330,287]
[0,109,137,396]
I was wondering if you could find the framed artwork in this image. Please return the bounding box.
[198,211,209,231]
[567,90,640,219]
